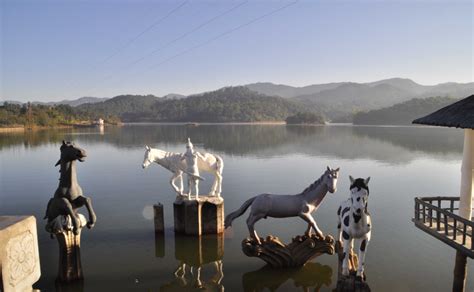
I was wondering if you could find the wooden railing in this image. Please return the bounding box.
[414,196,474,258]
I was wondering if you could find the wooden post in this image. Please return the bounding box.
[153,203,164,233]
[452,251,467,292]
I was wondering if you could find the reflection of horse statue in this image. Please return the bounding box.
[173,260,224,290]
[142,145,223,198]
[160,234,224,291]
[225,167,340,244]
[44,141,97,235]
[242,262,332,292]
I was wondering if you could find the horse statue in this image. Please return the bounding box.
[44,141,97,235]
[337,176,372,279]
[142,143,224,198]
[225,166,340,244]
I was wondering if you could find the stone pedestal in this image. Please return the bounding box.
[46,214,87,283]
[0,216,41,292]
[173,196,224,235]
[242,234,335,268]
[335,241,371,292]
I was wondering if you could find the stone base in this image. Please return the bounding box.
[56,230,83,283]
[46,214,87,283]
[173,195,224,235]
[242,234,335,268]
[335,241,371,292]
[0,216,41,292]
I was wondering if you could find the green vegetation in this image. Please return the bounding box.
[78,86,324,123]
[286,112,325,125]
[0,102,119,128]
[353,96,460,125]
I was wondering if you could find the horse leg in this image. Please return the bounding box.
[210,173,218,196]
[246,213,263,244]
[60,198,80,235]
[178,172,184,195]
[299,213,324,239]
[215,171,223,197]
[170,172,181,196]
[187,176,192,200]
[73,196,97,229]
[356,234,370,279]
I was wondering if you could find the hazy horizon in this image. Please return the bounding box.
[2,0,473,102]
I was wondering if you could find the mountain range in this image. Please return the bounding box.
[3,78,473,122]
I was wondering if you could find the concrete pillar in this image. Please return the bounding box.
[459,129,474,220]
[173,196,224,235]
[0,216,41,292]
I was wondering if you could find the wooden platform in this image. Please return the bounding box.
[414,197,474,259]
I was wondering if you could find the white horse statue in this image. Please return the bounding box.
[337,176,372,279]
[142,145,224,198]
[225,166,340,244]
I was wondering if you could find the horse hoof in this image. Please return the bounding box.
[73,229,80,235]
[87,222,95,229]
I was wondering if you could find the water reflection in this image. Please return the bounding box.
[242,262,332,292]
[160,234,224,291]
[0,124,463,164]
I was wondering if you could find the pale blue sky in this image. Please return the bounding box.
[1,0,473,102]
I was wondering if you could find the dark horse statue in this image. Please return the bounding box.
[44,141,97,235]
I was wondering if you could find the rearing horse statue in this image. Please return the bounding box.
[225,166,339,244]
[44,141,97,235]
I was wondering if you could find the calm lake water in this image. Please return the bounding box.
[1,124,473,291]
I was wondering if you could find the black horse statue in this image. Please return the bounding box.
[44,141,97,235]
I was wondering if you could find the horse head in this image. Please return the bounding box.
[55,140,87,167]
[323,166,340,193]
[142,145,153,169]
[349,176,370,215]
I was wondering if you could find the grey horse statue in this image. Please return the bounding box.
[225,166,340,244]
[44,141,97,235]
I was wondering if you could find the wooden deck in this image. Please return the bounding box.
[413,197,474,259]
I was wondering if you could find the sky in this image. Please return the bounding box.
[1,0,473,102]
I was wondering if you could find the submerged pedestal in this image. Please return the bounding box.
[173,196,224,235]
[242,234,335,268]
[0,216,41,292]
[46,214,87,283]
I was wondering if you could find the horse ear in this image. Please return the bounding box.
[62,140,66,145]
[326,166,331,172]
[335,167,340,172]
[54,159,61,167]
[145,145,150,150]
[365,177,371,185]
[349,175,355,184]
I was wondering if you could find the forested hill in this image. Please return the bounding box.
[78,86,323,123]
[352,96,460,125]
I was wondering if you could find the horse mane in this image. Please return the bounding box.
[299,170,328,195]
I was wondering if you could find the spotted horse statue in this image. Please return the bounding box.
[336,176,372,290]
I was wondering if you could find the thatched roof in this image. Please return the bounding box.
[412,95,474,129]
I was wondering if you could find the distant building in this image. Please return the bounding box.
[94,118,104,125]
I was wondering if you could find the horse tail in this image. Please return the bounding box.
[225,196,255,228]
[44,198,53,219]
[215,154,224,173]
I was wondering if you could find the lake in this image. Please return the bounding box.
[1,124,473,291]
